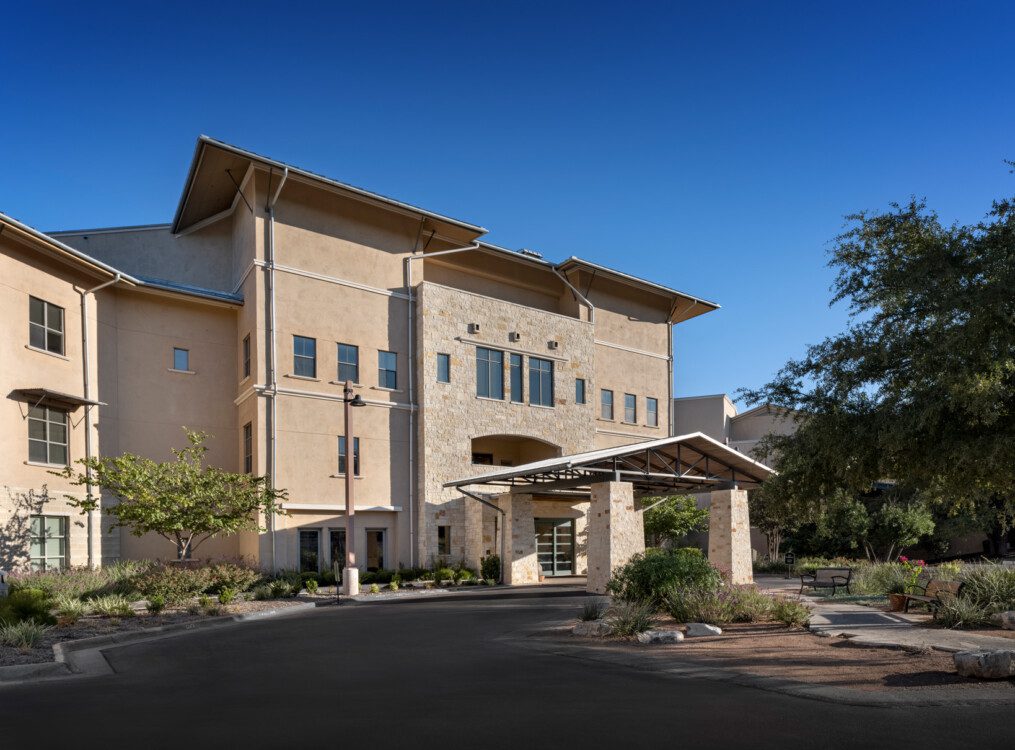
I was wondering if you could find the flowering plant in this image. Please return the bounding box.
[898,556,926,594]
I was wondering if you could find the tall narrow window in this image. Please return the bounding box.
[28,405,68,465]
[624,393,637,423]
[299,529,320,573]
[529,357,554,407]
[600,389,614,420]
[378,350,397,389]
[476,347,504,399]
[173,347,190,372]
[575,378,586,405]
[338,343,359,383]
[293,336,316,378]
[338,436,361,476]
[509,353,523,403]
[29,297,65,355]
[242,335,250,379]
[647,397,659,427]
[29,515,67,571]
[243,422,253,474]
[436,352,451,383]
[437,525,451,556]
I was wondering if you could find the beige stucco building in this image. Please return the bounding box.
[1,135,726,578]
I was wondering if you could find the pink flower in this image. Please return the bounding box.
[915,560,925,567]
[899,556,909,563]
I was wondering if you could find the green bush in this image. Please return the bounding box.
[580,597,608,621]
[319,569,337,586]
[0,588,55,626]
[434,567,456,583]
[304,579,319,595]
[753,560,789,574]
[369,583,380,594]
[206,562,261,594]
[454,569,474,583]
[9,560,151,600]
[936,597,993,628]
[217,587,237,605]
[271,570,303,596]
[397,567,427,581]
[146,595,166,615]
[53,594,88,624]
[771,598,810,627]
[388,580,399,592]
[480,555,501,582]
[664,582,775,625]
[795,556,854,575]
[132,565,212,605]
[252,584,273,601]
[959,566,1015,613]
[849,562,906,596]
[270,579,295,598]
[607,548,720,605]
[730,586,775,623]
[607,600,656,636]
[0,620,51,649]
[90,595,135,618]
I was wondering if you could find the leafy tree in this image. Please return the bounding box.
[59,430,287,559]
[745,184,1015,556]
[641,495,709,547]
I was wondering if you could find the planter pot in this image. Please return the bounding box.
[888,593,906,612]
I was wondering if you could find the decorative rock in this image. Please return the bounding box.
[999,611,1015,631]
[573,620,612,637]
[685,623,723,637]
[636,629,685,644]
[953,650,1015,680]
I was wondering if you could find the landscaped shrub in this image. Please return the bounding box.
[146,595,166,615]
[9,560,151,600]
[252,584,273,600]
[271,570,303,596]
[771,598,810,627]
[319,569,337,586]
[206,562,261,594]
[753,559,789,574]
[53,594,88,625]
[369,583,380,594]
[794,556,854,575]
[959,566,1015,613]
[480,555,501,582]
[607,548,721,605]
[935,597,993,629]
[580,597,609,622]
[396,567,427,581]
[270,579,296,598]
[0,620,50,649]
[933,561,963,580]
[388,580,399,592]
[305,579,319,595]
[0,588,55,626]
[729,585,775,623]
[434,567,456,583]
[132,565,212,605]
[607,600,656,636]
[89,595,135,618]
[663,583,737,625]
[849,562,906,596]
[454,569,474,583]
[217,587,237,605]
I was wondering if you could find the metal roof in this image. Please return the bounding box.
[444,432,774,496]
[557,257,721,311]
[15,388,105,410]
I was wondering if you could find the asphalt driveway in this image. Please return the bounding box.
[1,589,1010,749]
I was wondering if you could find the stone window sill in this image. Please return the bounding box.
[26,344,69,361]
[286,373,320,382]
[168,368,196,375]
[25,460,69,469]
[330,474,365,480]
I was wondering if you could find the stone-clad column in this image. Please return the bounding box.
[497,492,539,585]
[586,481,643,594]
[708,488,753,584]
[463,495,484,571]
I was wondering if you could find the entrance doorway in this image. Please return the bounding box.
[299,529,320,573]
[535,519,575,576]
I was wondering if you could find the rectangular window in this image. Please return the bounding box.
[293,335,317,378]
[575,378,586,405]
[378,350,397,389]
[471,452,494,465]
[338,436,361,476]
[243,422,253,474]
[29,296,64,355]
[647,397,659,427]
[28,405,68,465]
[600,389,614,420]
[242,334,251,379]
[624,393,637,423]
[173,347,190,372]
[509,353,523,403]
[436,352,451,383]
[476,347,504,400]
[299,529,320,573]
[338,343,359,383]
[437,525,451,556]
[29,515,67,571]
[330,528,347,579]
[529,357,554,407]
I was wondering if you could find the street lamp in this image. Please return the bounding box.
[342,380,366,597]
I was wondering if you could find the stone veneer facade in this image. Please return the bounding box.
[586,481,645,594]
[707,488,753,585]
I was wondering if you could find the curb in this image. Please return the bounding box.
[350,586,588,606]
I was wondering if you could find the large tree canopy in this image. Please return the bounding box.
[745,189,1015,555]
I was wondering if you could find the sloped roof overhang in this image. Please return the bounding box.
[14,388,105,411]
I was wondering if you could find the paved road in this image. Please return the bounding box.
[1,590,1010,749]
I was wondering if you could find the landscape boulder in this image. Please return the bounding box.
[685,623,723,637]
[953,650,1015,680]
[999,611,1015,631]
[636,629,684,644]
[573,620,612,637]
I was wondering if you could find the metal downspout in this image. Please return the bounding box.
[266,167,288,571]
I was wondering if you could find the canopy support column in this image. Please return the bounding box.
[586,481,644,594]
[496,492,539,585]
[708,487,753,584]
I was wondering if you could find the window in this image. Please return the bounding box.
[338,343,359,383]
[509,353,523,403]
[471,452,494,465]
[647,397,659,427]
[330,528,347,579]
[366,529,385,571]
[242,335,250,379]
[293,336,317,378]
[28,405,68,465]
[299,529,320,573]
[338,435,361,476]
[243,422,253,474]
[172,347,190,372]
[575,378,586,405]
[624,393,637,423]
[529,357,554,407]
[437,525,451,556]
[378,350,397,389]
[476,347,504,399]
[29,515,67,571]
[29,296,64,355]
[600,389,614,420]
[436,353,451,383]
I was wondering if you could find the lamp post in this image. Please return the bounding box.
[342,380,366,597]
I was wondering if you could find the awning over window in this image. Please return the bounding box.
[13,388,105,411]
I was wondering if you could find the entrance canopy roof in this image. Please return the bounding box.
[444,432,774,497]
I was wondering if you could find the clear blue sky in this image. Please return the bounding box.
[2,2,1012,404]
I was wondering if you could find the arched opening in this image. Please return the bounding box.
[469,434,562,468]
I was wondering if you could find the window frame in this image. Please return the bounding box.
[436,352,451,383]
[509,353,523,403]
[624,393,637,424]
[242,334,251,379]
[338,435,361,476]
[437,525,451,557]
[242,422,253,474]
[293,335,317,378]
[647,397,659,427]
[529,357,554,407]
[600,389,614,420]
[29,515,67,571]
[172,347,190,372]
[575,378,586,405]
[476,346,504,400]
[378,350,398,390]
[338,343,360,384]
[28,296,65,355]
[28,405,69,466]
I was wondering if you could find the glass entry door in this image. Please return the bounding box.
[535,519,575,576]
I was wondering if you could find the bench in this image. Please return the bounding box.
[901,579,963,615]
[799,567,852,596]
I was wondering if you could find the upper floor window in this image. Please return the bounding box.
[378,350,397,389]
[600,389,614,420]
[30,515,67,571]
[575,378,586,405]
[293,335,317,378]
[472,452,494,465]
[243,422,253,474]
[29,296,64,355]
[242,335,251,379]
[338,343,359,383]
[173,347,190,372]
[28,405,68,466]
[509,353,523,403]
[476,347,504,400]
[436,353,451,383]
[624,393,637,424]
[647,397,659,427]
[529,357,554,407]
[338,436,361,476]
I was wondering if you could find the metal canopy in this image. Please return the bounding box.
[14,387,105,411]
[443,432,774,497]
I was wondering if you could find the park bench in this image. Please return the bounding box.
[901,579,963,615]
[799,567,852,596]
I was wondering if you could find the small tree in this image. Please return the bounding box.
[60,430,287,559]
[641,495,709,547]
